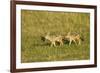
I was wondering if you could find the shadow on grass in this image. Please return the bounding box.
[32,40,77,47]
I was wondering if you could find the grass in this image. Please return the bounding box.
[21,10,90,63]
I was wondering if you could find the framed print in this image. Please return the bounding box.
[10,0,97,73]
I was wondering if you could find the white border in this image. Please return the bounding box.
[16,5,95,69]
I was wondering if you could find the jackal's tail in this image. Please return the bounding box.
[41,36,45,41]
[80,36,84,41]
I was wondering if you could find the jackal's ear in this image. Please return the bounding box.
[41,36,45,41]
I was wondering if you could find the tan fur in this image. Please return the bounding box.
[64,32,81,45]
[45,33,64,47]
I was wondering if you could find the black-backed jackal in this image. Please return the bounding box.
[41,33,64,47]
[64,32,83,45]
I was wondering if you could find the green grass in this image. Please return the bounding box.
[21,10,90,63]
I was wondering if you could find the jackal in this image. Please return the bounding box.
[64,32,83,45]
[41,33,64,46]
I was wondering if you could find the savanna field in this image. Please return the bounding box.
[21,10,90,63]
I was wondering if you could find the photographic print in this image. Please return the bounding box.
[21,10,90,63]
[11,0,97,72]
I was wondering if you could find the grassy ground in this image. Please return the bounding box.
[21,10,90,63]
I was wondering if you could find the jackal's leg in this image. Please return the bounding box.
[78,39,81,45]
[69,39,72,45]
[51,42,54,47]
[53,42,56,46]
[60,41,63,46]
[73,39,77,45]
[51,41,56,47]
[61,41,63,45]
[51,43,53,47]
